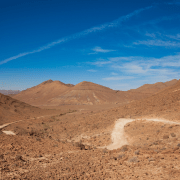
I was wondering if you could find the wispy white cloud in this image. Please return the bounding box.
[165,34,180,40]
[134,39,180,47]
[103,76,134,81]
[91,54,180,85]
[91,56,126,66]
[92,54,180,69]
[89,46,115,54]
[87,69,97,72]
[145,32,156,38]
[111,72,118,75]
[113,64,148,74]
[91,59,112,66]
[0,6,152,65]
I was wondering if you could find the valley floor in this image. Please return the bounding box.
[1,105,180,179]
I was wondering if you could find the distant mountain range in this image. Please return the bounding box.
[13,79,178,106]
[0,90,21,95]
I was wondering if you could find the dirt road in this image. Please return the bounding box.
[107,118,180,150]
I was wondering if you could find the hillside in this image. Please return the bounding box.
[112,79,180,120]
[14,79,178,106]
[129,79,178,94]
[14,80,74,106]
[0,93,41,124]
[14,80,127,106]
[47,81,123,105]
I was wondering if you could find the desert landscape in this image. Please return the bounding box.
[1,0,180,179]
[1,79,180,179]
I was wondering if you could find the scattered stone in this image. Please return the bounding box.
[85,145,91,150]
[173,147,179,151]
[121,145,128,152]
[74,142,86,150]
[134,150,140,155]
[113,157,117,160]
[36,138,41,141]
[15,155,25,162]
[12,163,17,167]
[103,148,108,153]
[148,158,155,162]
[117,154,125,159]
[154,149,159,153]
[0,154,4,159]
[128,157,139,163]
[171,133,176,137]
[163,135,169,139]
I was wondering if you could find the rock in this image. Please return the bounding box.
[117,154,125,159]
[163,135,169,139]
[74,142,86,150]
[15,155,25,162]
[103,148,108,153]
[148,158,155,162]
[113,157,117,160]
[154,149,159,153]
[121,145,128,152]
[0,154,4,159]
[173,147,179,151]
[128,157,139,163]
[85,145,91,150]
[171,133,176,137]
[134,150,140,155]
[153,141,159,145]
[177,143,180,147]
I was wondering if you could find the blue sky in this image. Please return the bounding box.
[1,0,180,90]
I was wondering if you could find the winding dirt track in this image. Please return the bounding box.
[1,116,180,150]
[0,120,23,130]
[107,118,180,150]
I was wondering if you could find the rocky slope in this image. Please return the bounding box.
[14,79,178,106]
[129,79,178,94]
[14,80,73,106]
[112,79,180,120]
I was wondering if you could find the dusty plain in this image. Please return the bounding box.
[1,79,180,179]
